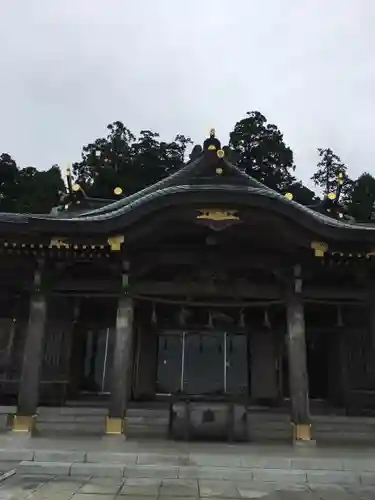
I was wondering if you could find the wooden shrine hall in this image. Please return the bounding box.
[1,131,375,442]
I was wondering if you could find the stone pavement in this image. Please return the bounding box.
[0,474,375,499]
[0,436,374,497]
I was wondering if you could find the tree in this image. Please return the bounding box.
[348,173,375,222]
[311,148,352,202]
[286,181,319,206]
[0,153,20,212]
[16,165,65,213]
[73,121,192,198]
[229,111,296,191]
[73,121,135,197]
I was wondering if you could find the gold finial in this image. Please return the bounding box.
[66,165,71,177]
[114,187,123,196]
[210,128,215,137]
[337,172,344,186]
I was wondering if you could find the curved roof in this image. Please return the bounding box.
[0,150,375,243]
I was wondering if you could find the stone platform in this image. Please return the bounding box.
[0,435,375,486]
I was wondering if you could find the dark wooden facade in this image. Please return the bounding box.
[2,140,375,440]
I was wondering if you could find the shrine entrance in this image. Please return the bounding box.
[156,330,249,397]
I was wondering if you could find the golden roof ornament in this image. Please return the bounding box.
[204,128,221,152]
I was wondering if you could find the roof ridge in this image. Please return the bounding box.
[77,155,202,217]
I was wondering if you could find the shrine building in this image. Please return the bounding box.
[1,131,375,443]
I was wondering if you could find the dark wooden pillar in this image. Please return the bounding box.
[285,264,312,442]
[15,262,47,432]
[107,273,134,435]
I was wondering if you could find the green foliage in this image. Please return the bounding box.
[229,111,317,205]
[16,165,65,213]
[73,121,192,198]
[0,153,19,212]
[229,111,295,191]
[311,148,352,202]
[347,173,375,222]
[0,154,65,213]
[0,113,374,223]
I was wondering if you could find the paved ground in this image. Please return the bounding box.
[0,474,375,499]
[0,436,374,497]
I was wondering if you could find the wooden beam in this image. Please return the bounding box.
[131,281,369,300]
[131,281,281,298]
[131,251,291,274]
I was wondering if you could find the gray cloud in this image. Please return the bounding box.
[1,0,374,189]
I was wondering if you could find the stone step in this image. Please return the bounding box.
[127,408,169,418]
[36,415,106,424]
[126,408,170,437]
[14,459,369,485]
[35,422,105,435]
[127,416,169,425]
[37,406,108,416]
[35,407,107,436]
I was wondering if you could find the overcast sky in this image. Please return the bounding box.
[1,0,374,187]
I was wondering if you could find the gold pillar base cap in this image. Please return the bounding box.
[292,423,312,441]
[12,415,36,434]
[105,417,125,435]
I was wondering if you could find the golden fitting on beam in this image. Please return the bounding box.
[292,423,312,441]
[197,209,239,222]
[107,235,124,251]
[215,167,223,175]
[105,417,124,435]
[49,238,70,249]
[327,192,336,200]
[12,415,35,434]
[310,240,328,257]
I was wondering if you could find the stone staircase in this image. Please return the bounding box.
[126,407,170,438]
[247,411,292,442]
[247,411,375,444]
[35,407,107,436]
[35,405,170,438]
[313,415,375,444]
[3,404,375,443]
